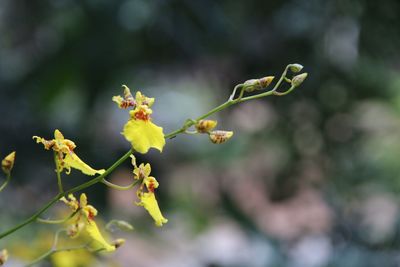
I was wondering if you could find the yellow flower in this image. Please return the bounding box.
[131,156,168,226]
[52,250,94,267]
[114,87,165,154]
[61,193,116,252]
[33,130,105,176]
[0,249,8,266]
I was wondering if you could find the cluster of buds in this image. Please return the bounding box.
[195,120,233,144]
[0,249,8,266]
[288,63,307,87]
[1,151,15,175]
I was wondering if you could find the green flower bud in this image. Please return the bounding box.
[291,73,308,87]
[289,64,303,73]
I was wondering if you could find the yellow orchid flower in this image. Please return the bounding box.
[0,249,8,266]
[60,193,116,252]
[113,86,165,154]
[33,130,105,176]
[131,156,168,226]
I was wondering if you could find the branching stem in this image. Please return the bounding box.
[0,64,302,241]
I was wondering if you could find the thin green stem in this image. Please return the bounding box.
[0,149,133,240]
[37,210,79,224]
[101,178,140,190]
[0,65,303,241]
[54,152,63,193]
[0,174,11,192]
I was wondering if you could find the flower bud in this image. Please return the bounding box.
[195,120,218,133]
[0,249,8,266]
[243,76,274,92]
[259,76,274,88]
[243,79,261,92]
[291,73,308,87]
[209,130,233,144]
[2,151,15,175]
[289,64,303,73]
[111,238,126,249]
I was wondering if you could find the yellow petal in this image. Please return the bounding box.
[85,220,115,252]
[54,129,65,140]
[122,120,165,154]
[63,153,105,176]
[137,192,168,227]
[52,250,94,267]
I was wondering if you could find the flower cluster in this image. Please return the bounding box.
[60,193,119,252]
[113,86,165,154]
[131,155,168,226]
[33,130,105,176]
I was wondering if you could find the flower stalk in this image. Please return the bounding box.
[0,64,307,242]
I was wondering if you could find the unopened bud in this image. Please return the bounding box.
[0,249,8,266]
[195,120,218,133]
[243,76,274,92]
[209,130,234,144]
[2,151,15,175]
[291,73,308,87]
[289,64,303,73]
[111,238,126,249]
[259,76,274,88]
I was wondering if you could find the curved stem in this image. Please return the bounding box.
[0,65,302,241]
[54,152,63,193]
[101,178,140,191]
[0,174,11,192]
[0,149,133,240]
[37,210,79,224]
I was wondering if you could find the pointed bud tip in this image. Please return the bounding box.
[2,151,16,175]
[291,73,308,87]
[289,63,304,73]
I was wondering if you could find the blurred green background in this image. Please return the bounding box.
[1,0,400,266]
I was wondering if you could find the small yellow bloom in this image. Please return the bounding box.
[131,156,168,226]
[0,249,8,266]
[137,192,168,227]
[33,130,105,176]
[114,86,165,154]
[61,193,116,252]
[1,151,15,175]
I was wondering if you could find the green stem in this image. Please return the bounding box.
[0,149,133,240]
[101,178,140,191]
[0,65,301,241]
[37,210,79,224]
[0,174,11,192]
[54,152,63,193]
